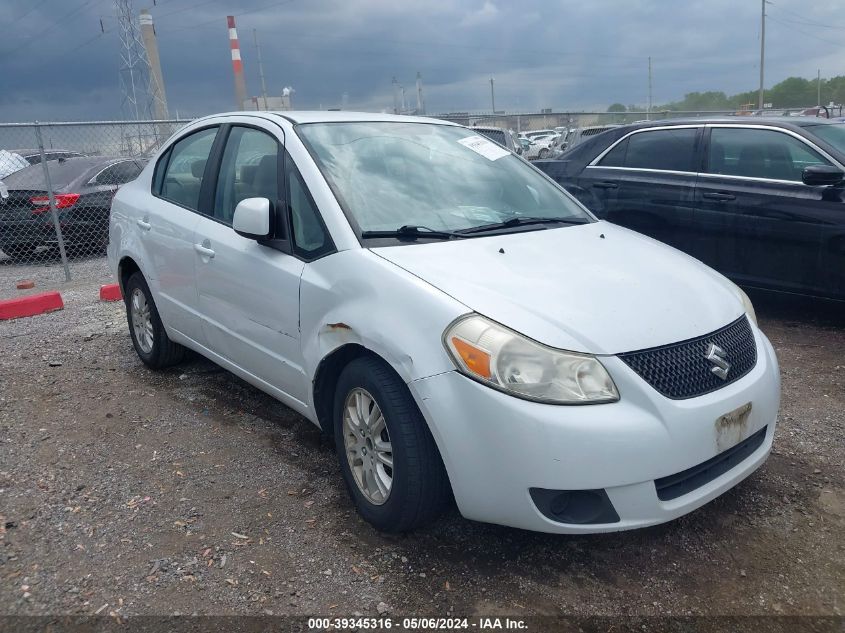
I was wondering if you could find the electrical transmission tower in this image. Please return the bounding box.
[115,0,163,123]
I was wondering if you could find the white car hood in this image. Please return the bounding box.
[371,222,745,355]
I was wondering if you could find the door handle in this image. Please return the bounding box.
[136,218,151,231]
[594,181,619,189]
[193,243,215,259]
[702,192,736,201]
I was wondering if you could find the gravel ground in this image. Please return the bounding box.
[0,260,843,618]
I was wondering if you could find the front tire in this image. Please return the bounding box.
[539,148,549,159]
[333,356,450,532]
[124,271,185,369]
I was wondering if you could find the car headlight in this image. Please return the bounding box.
[737,286,757,326]
[443,314,619,404]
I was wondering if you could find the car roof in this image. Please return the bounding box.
[9,148,79,156]
[471,126,508,132]
[194,110,460,126]
[620,116,841,130]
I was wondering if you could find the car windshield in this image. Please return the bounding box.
[802,123,845,155]
[298,121,591,234]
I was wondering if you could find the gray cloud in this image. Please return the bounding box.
[1,0,843,121]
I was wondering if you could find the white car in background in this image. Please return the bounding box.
[0,150,30,180]
[108,111,780,534]
[524,133,560,160]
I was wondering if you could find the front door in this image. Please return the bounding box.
[694,125,845,298]
[192,122,309,404]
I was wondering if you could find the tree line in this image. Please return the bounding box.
[607,75,845,113]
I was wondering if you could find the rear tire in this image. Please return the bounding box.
[333,355,450,532]
[124,271,185,369]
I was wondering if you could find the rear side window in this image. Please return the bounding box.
[159,127,218,211]
[621,128,698,172]
[213,126,280,225]
[477,129,507,147]
[598,137,628,167]
[95,161,142,186]
[708,127,831,182]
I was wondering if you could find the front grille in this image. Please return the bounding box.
[655,426,768,501]
[618,316,757,399]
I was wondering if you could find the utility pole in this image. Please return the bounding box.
[647,56,652,121]
[392,77,399,114]
[253,29,269,110]
[490,76,496,113]
[818,69,822,107]
[758,0,766,110]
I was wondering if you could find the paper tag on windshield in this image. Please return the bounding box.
[457,135,509,161]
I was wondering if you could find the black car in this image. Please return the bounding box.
[535,117,845,301]
[0,156,145,259]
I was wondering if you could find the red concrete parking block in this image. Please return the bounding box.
[16,280,35,290]
[0,291,64,320]
[99,284,122,302]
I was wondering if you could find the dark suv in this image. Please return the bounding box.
[536,117,845,301]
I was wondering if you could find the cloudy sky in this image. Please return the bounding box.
[2,0,844,121]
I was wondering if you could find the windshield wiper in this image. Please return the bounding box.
[456,216,589,235]
[361,225,466,240]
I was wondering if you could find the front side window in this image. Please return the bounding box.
[802,123,845,155]
[213,126,280,225]
[708,127,831,181]
[298,122,591,235]
[160,127,218,211]
[285,158,333,259]
[623,128,698,172]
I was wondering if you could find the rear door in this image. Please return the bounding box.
[579,126,702,251]
[694,125,845,297]
[143,125,219,341]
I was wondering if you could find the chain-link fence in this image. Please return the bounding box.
[435,110,742,131]
[0,119,190,279]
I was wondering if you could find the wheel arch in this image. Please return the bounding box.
[312,342,380,435]
[117,256,142,296]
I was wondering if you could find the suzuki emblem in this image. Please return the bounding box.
[705,343,731,380]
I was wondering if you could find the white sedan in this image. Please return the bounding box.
[523,133,559,160]
[108,112,780,533]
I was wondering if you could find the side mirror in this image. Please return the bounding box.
[233,197,273,240]
[802,165,844,187]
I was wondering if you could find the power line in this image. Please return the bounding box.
[768,2,845,30]
[9,0,50,25]
[767,15,843,47]
[156,0,298,32]
[0,0,109,58]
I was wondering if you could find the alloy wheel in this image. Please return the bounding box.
[130,287,154,354]
[342,387,393,505]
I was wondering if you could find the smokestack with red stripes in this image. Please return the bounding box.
[227,15,247,110]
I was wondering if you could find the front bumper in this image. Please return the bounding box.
[409,325,780,533]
